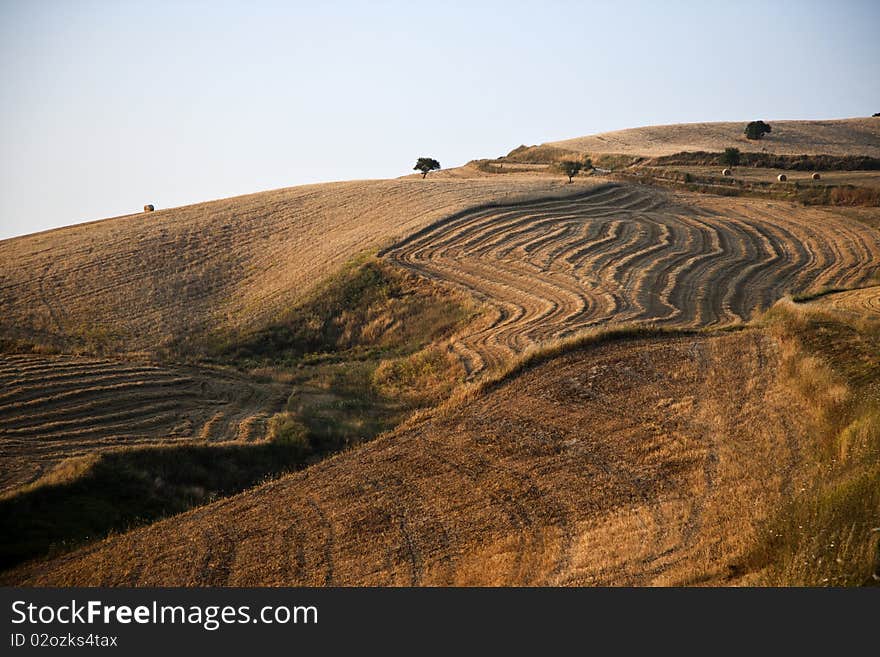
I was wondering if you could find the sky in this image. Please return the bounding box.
[1,0,878,240]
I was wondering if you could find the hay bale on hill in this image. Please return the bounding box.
[144,204,155,212]
[811,172,821,180]
[722,168,732,176]
[777,174,787,182]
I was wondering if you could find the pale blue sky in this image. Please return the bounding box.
[1,0,878,240]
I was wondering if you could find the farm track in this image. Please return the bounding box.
[0,354,287,494]
[386,184,880,376]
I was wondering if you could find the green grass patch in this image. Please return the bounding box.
[790,287,852,303]
[1,254,477,573]
[741,302,880,585]
[211,255,471,367]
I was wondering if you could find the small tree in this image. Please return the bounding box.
[744,120,772,140]
[558,160,582,183]
[721,147,741,166]
[414,157,441,178]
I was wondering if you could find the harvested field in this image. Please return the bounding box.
[808,285,880,319]
[0,176,588,355]
[2,118,878,587]
[3,330,810,586]
[386,184,880,375]
[661,166,880,189]
[550,118,880,158]
[0,354,287,495]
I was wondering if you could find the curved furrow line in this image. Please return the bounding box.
[0,390,202,430]
[0,378,194,416]
[472,262,589,353]
[707,214,783,322]
[719,212,818,318]
[12,411,185,443]
[0,400,187,436]
[737,207,838,294]
[386,186,880,377]
[613,214,707,323]
[659,213,751,326]
[814,285,880,317]
[646,211,729,326]
[0,364,169,391]
[0,371,192,406]
[747,207,853,292]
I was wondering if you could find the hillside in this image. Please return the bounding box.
[2,117,879,587]
[548,118,880,158]
[387,184,880,375]
[0,175,587,356]
[0,354,287,494]
[4,328,812,586]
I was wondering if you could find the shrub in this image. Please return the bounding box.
[721,147,741,166]
[268,413,311,454]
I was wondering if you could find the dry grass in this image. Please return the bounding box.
[3,328,814,586]
[550,118,880,158]
[0,355,288,495]
[386,184,880,376]
[0,254,478,571]
[0,175,590,356]
[2,117,878,586]
[739,297,880,585]
[661,166,880,190]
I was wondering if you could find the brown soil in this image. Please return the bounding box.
[387,184,880,376]
[0,354,286,495]
[3,330,808,586]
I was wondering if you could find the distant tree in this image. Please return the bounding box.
[721,147,741,166]
[873,112,880,117]
[744,120,772,140]
[414,157,441,178]
[558,159,583,183]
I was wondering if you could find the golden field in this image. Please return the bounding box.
[549,117,880,158]
[2,117,878,585]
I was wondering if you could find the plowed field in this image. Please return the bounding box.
[387,184,880,375]
[0,354,286,494]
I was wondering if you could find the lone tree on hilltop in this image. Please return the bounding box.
[721,147,741,166]
[414,157,441,178]
[744,120,772,140]
[558,159,583,183]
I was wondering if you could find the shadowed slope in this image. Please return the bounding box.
[4,330,809,586]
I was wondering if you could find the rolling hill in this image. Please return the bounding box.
[386,183,880,375]
[3,328,812,586]
[0,175,587,356]
[2,117,879,586]
[548,117,880,158]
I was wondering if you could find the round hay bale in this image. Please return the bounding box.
[776,174,787,182]
[722,168,732,176]
[811,172,821,180]
[143,204,155,212]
